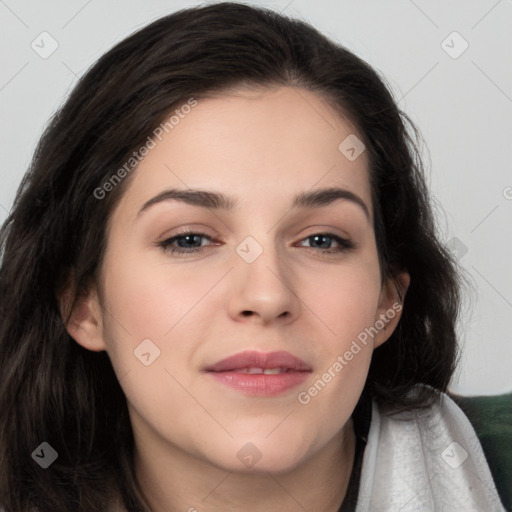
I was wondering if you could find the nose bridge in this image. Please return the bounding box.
[235,230,287,287]
[229,228,297,321]
[232,205,281,265]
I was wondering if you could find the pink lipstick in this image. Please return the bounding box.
[204,350,312,396]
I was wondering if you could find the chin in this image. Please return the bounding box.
[206,435,314,475]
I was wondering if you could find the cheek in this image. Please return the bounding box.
[99,249,220,396]
[102,248,211,340]
[99,254,206,436]
[306,259,382,345]
[298,255,381,401]
[295,272,379,442]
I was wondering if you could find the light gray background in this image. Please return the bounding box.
[1,0,511,395]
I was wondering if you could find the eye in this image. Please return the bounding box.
[158,230,213,255]
[299,233,354,253]
[157,230,354,256]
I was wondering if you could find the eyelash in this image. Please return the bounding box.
[157,229,355,256]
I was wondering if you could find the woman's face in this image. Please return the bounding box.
[71,86,404,473]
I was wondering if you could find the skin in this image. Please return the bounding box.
[65,86,409,512]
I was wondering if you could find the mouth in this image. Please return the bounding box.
[203,350,312,396]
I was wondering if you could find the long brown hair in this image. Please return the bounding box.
[0,2,462,510]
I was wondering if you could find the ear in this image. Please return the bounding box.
[59,280,107,352]
[373,271,410,349]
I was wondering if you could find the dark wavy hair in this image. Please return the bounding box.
[0,2,462,510]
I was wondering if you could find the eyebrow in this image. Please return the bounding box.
[137,186,371,220]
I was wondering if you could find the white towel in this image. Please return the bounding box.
[355,390,506,511]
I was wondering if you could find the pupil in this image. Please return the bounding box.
[182,235,199,247]
[313,235,328,248]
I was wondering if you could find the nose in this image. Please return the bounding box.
[226,237,300,325]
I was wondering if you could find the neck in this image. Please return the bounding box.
[132,419,356,512]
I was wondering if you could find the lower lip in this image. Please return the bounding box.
[206,371,310,396]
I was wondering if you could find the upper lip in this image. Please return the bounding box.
[204,350,312,372]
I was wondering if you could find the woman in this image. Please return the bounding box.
[0,2,505,511]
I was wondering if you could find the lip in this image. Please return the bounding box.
[204,350,312,397]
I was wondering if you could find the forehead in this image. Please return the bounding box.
[114,86,372,219]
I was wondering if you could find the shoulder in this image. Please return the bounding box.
[355,386,507,511]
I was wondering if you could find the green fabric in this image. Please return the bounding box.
[449,392,512,511]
